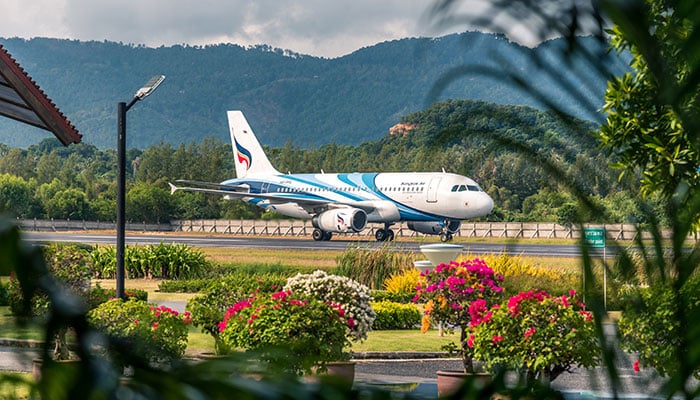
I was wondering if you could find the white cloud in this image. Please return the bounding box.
[0,1,590,57]
[1,0,439,57]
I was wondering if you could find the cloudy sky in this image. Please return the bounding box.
[1,0,553,58]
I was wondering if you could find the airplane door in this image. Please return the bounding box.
[427,178,440,203]
[261,182,270,193]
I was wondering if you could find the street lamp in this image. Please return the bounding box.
[116,75,165,299]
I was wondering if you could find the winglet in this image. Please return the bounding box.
[168,182,178,195]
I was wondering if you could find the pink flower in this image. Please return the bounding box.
[152,322,159,330]
[467,334,475,348]
[525,327,536,339]
[633,360,640,372]
[492,335,503,344]
[347,318,356,328]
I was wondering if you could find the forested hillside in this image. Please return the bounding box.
[0,33,628,149]
[0,99,648,225]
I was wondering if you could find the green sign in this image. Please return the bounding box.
[584,228,606,248]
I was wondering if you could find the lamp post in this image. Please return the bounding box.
[116,75,165,299]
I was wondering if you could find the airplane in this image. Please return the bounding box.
[168,110,494,242]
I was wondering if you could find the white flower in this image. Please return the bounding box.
[284,270,375,342]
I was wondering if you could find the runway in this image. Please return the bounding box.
[21,231,612,258]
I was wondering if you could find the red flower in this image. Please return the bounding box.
[492,335,503,344]
[525,327,536,339]
[633,360,640,372]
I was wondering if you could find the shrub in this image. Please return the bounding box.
[86,283,147,308]
[618,276,700,377]
[88,298,191,367]
[8,243,92,360]
[334,243,414,289]
[469,290,599,383]
[371,300,421,330]
[284,270,375,342]
[218,290,350,375]
[186,273,287,354]
[415,259,505,372]
[370,290,416,304]
[383,269,420,295]
[0,280,8,306]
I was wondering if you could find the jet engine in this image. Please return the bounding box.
[407,220,461,235]
[312,208,367,233]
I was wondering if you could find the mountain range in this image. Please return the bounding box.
[0,32,629,149]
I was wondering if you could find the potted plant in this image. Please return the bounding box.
[283,270,376,383]
[217,289,352,377]
[87,298,192,369]
[468,290,600,388]
[413,259,505,373]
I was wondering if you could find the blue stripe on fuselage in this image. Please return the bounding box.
[222,173,450,221]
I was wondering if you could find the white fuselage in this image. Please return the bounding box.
[222,171,494,223]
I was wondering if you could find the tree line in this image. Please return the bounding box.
[0,99,658,225]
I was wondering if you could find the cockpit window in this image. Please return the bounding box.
[452,184,483,192]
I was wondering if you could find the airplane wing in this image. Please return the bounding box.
[174,179,249,192]
[168,181,330,207]
[168,181,380,216]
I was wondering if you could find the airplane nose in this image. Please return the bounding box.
[464,192,494,218]
[480,193,494,215]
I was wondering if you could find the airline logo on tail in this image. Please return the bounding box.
[235,140,252,171]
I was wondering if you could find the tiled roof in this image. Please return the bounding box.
[0,43,81,145]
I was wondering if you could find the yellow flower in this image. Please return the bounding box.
[421,315,432,333]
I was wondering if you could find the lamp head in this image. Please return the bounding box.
[134,75,165,100]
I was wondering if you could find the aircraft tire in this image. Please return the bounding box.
[312,229,325,241]
[323,231,333,241]
[375,229,387,241]
[440,232,453,242]
[386,229,395,241]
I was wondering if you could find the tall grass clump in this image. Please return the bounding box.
[333,243,415,289]
[90,242,209,280]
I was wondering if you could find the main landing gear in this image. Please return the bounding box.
[375,224,395,242]
[312,229,333,241]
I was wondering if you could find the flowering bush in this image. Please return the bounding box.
[186,273,287,355]
[218,290,351,375]
[88,299,192,367]
[413,259,504,372]
[284,270,375,342]
[468,290,599,383]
